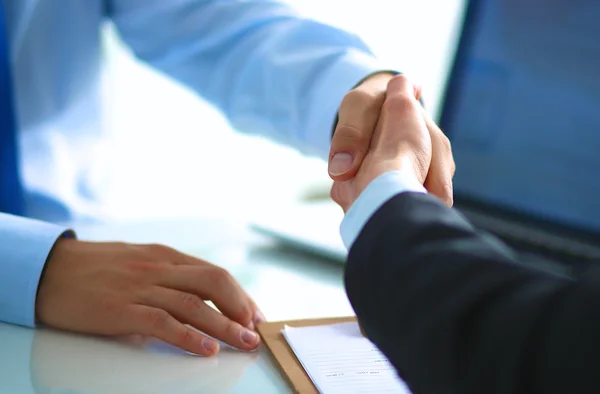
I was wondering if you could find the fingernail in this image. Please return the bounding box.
[241,329,259,346]
[254,310,267,325]
[202,338,219,353]
[329,152,354,176]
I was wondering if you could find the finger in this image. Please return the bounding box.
[253,309,267,326]
[377,75,429,157]
[329,84,387,181]
[145,287,260,351]
[127,305,219,356]
[423,113,455,207]
[158,265,257,328]
[384,74,421,107]
[153,249,266,328]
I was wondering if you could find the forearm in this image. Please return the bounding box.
[0,213,73,327]
[345,193,580,394]
[109,0,391,158]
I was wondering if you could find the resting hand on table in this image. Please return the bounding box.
[330,73,455,207]
[35,239,265,356]
[330,74,453,211]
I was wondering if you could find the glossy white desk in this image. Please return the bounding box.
[0,219,354,394]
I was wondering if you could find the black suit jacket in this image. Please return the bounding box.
[345,192,600,394]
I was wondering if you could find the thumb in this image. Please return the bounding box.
[328,75,390,181]
[328,94,380,181]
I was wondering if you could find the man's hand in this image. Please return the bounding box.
[331,75,450,212]
[329,72,455,207]
[36,239,265,356]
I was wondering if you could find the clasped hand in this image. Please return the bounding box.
[330,73,455,210]
[329,73,455,211]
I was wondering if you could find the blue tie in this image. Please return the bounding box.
[0,6,24,215]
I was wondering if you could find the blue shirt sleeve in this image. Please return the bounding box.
[108,0,394,160]
[0,214,73,327]
[340,170,427,249]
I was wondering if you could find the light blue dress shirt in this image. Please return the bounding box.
[340,170,427,250]
[0,0,391,327]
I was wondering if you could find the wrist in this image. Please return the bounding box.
[36,234,77,323]
[354,156,420,202]
[38,232,76,286]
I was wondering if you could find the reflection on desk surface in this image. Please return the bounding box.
[0,322,292,394]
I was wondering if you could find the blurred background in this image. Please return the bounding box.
[98,0,465,222]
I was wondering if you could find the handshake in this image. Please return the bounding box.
[33,75,455,358]
[328,73,455,212]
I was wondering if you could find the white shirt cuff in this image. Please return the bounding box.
[340,170,427,249]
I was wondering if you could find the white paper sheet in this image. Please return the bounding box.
[282,322,411,394]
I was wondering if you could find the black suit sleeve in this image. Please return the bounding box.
[345,192,600,394]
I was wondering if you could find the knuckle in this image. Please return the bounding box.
[330,183,348,210]
[224,319,242,339]
[178,326,196,347]
[341,89,377,110]
[391,73,411,85]
[333,124,366,145]
[330,184,340,204]
[443,135,452,151]
[126,260,166,278]
[382,94,416,118]
[100,297,122,315]
[145,243,174,256]
[179,293,204,312]
[144,309,170,332]
[207,266,233,286]
[339,89,385,123]
[431,126,452,152]
[116,241,132,249]
[440,133,453,154]
[232,306,254,327]
[387,74,412,91]
[442,182,454,207]
[435,132,456,177]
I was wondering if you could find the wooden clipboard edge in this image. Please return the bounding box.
[257,316,357,394]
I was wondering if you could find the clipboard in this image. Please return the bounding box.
[257,316,357,394]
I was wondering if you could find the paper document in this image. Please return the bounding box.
[282,322,411,394]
